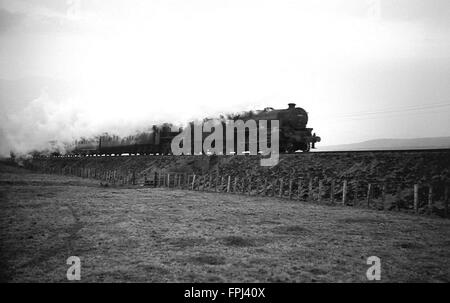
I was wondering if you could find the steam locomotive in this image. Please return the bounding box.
[71,103,321,156]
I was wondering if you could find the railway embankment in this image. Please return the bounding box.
[27,150,450,183]
[25,150,450,216]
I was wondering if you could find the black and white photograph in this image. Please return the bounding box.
[0,0,449,289]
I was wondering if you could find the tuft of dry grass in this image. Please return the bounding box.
[1,163,450,282]
[221,236,260,247]
[271,225,311,236]
[190,255,227,265]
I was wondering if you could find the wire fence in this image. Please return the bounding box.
[27,161,450,219]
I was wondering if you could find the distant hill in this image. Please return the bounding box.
[316,137,450,151]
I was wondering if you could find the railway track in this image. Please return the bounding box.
[37,148,450,159]
[308,148,450,154]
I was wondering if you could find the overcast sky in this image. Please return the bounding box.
[0,0,449,155]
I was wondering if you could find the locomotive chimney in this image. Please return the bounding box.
[288,103,296,109]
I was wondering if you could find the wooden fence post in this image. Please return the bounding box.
[330,180,335,204]
[198,176,205,191]
[191,174,196,190]
[414,184,419,213]
[221,176,225,193]
[288,179,293,200]
[445,186,449,218]
[297,179,302,200]
[279,178,284,198]
[318,180,323,203]
[233,177,238,193]
[216,175,220,192]
[396,184,401,211]
[342,180,347,205]
[167,173,171,188]
[308,179,313,201]
[366,183,372,207]
[227,176,231,193]
[428,185,433,214]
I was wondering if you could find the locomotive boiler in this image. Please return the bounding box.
[229,103,320,153]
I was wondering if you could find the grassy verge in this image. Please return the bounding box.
[1,164,449,282]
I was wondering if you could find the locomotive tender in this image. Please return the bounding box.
[71,103,321,156]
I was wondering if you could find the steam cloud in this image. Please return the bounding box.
[0,79,238,158]
[0,81,182,157]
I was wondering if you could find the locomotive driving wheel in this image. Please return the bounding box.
[302,143,311,152]
[286,142,297,154]
[281,141,296,154]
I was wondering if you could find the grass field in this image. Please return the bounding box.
[1,163,449,282]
